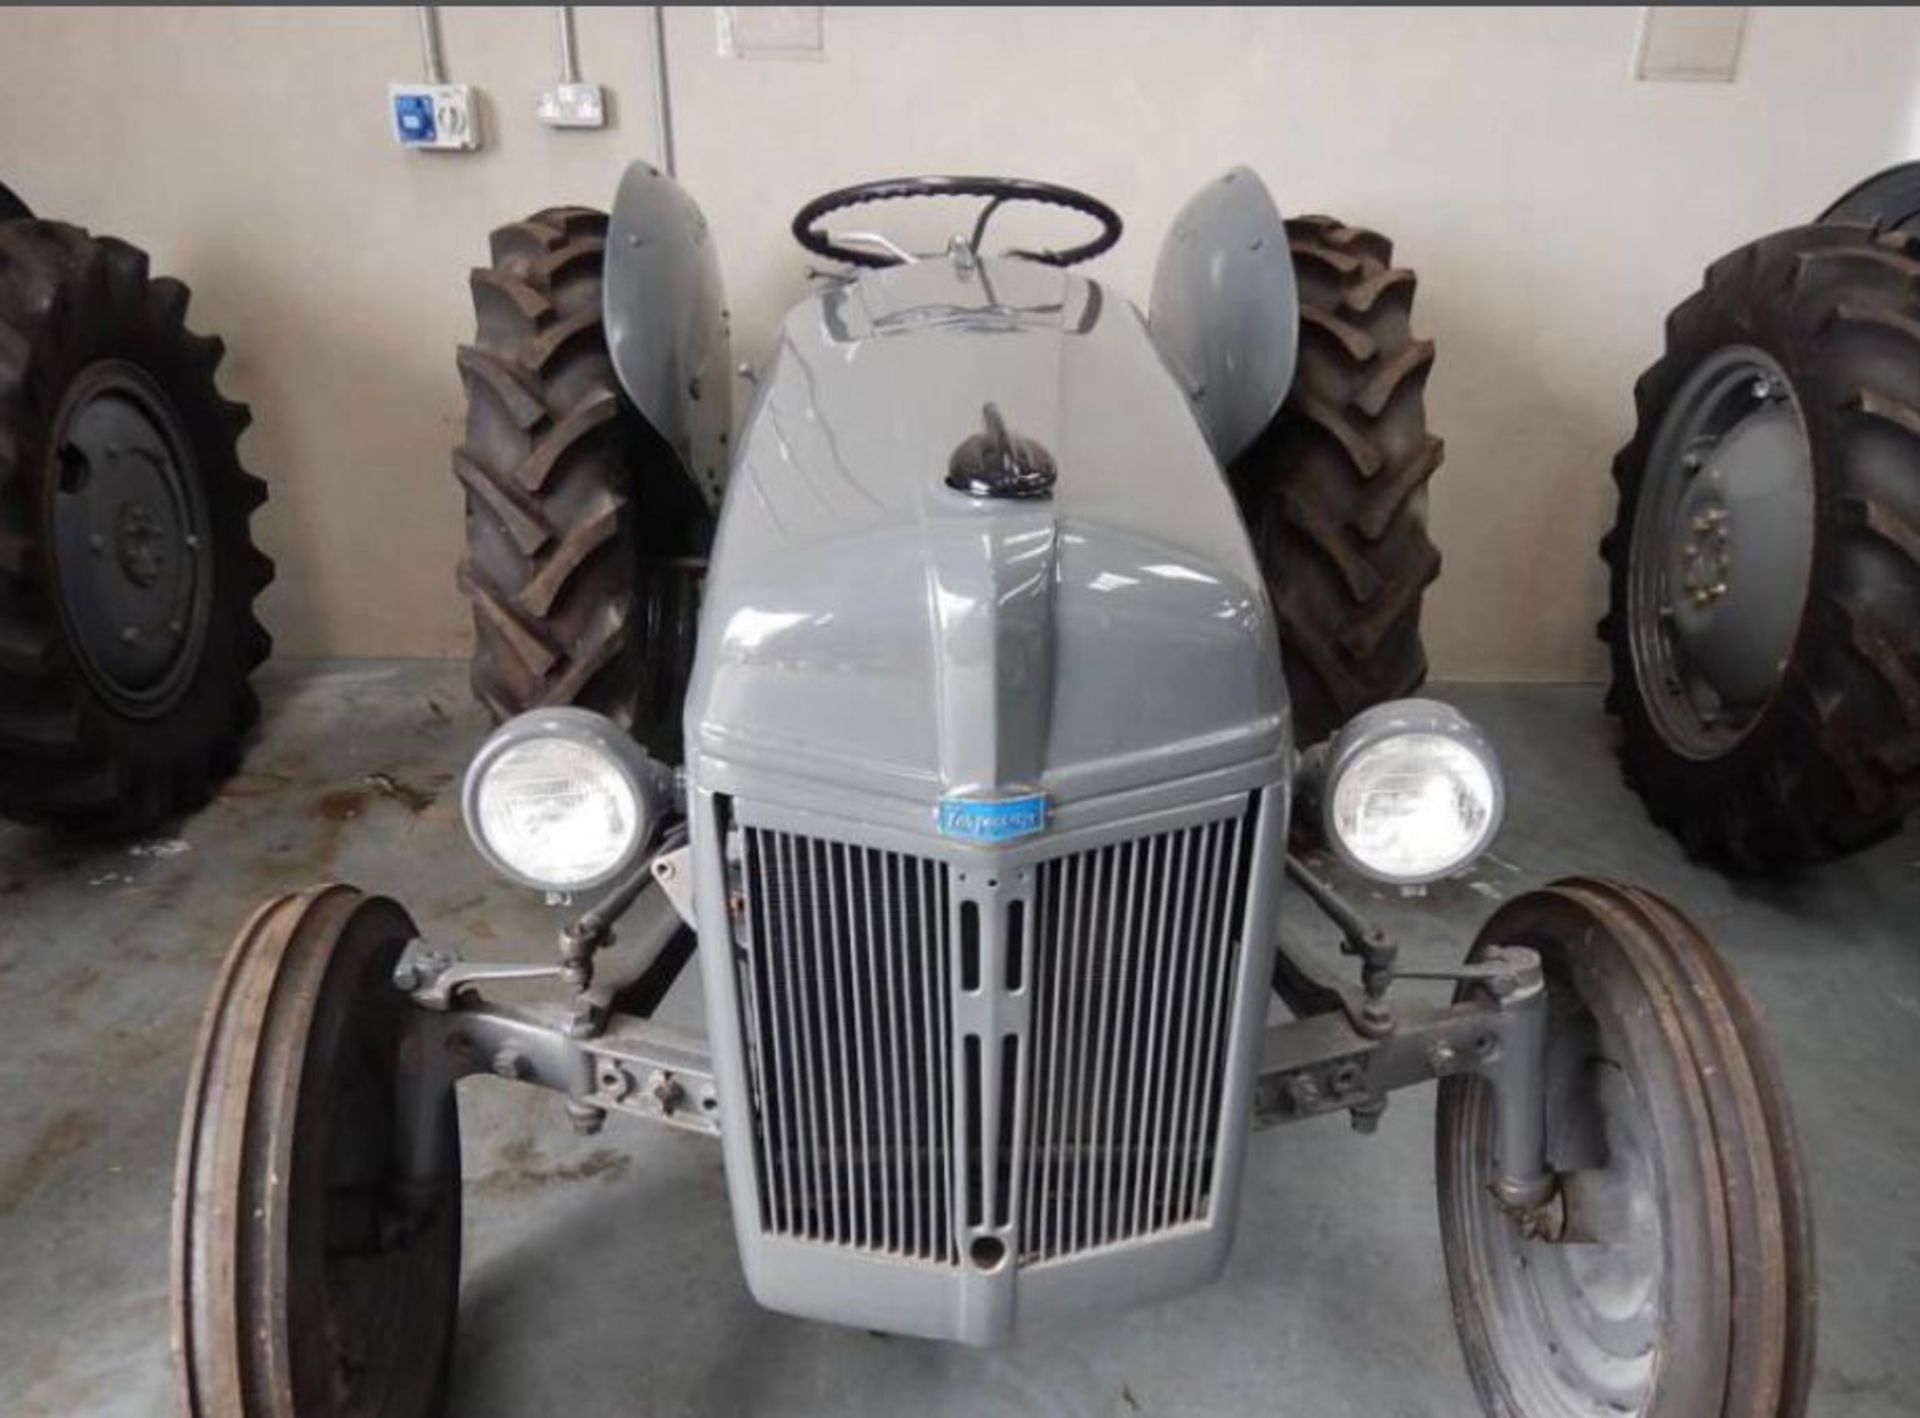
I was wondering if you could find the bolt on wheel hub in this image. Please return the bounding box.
[114,498,169,587]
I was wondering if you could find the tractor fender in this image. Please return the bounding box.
[1148,166,1298,467]
[604,163,733,509]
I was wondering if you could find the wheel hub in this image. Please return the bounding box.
[46,361,211,716]
[1466,1030,1665,1414]
[114,495,169,588]
[1673,497,1730,610]
[1514,1064,1664,1411]
[1627,347,1815,757]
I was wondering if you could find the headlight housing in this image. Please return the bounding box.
[1307,699,1505,886]
[461,708,674,893]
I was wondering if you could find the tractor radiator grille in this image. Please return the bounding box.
[1020,816,1250,1262]
[731,809,1252,1270]
[735,829,958,1262]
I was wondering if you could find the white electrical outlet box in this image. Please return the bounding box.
[389,83,481,150]
[538,81,606,129]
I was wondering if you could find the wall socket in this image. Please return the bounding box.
[538,81,606,128]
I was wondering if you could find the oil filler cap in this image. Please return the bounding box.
[947,402,1056,500]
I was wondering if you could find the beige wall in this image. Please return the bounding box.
[2,7,1917,678]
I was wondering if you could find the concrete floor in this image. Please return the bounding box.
[1,661,1917,1417]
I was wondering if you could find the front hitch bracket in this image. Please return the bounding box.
[389,975,721,1195]
[384,874,717,1197]
[1259,856,1556,1216]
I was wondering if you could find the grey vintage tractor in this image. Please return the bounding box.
[1599,160,1920,867]
[171,170,1811,1416]
[0,179,272,833]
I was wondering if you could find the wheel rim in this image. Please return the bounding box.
[1449,998,1668,1413]
[1626,345,1815,758]
[173,889,460,1417]
[46,359,213,717]
[1440,883,1811,1418]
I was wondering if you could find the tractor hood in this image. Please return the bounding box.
[683,256,1287,835]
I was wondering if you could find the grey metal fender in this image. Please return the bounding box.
[1149,166,1298,467]
[605,163,733,508]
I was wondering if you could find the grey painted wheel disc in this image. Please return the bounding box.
[1627,345,1815,759]
[47,360,212,717]
[1448,1005,1666,1412]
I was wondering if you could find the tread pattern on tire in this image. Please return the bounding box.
[456,207,636,726]
[1229,214,1444,745]
[1599,222,1920,866]
[456,206,709,755]
[0,218,271,831]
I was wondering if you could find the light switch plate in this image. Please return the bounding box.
[716,6,824,59]
[1634,6,1748,83]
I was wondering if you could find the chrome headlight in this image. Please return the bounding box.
[1309,699,1505,886]
[461,708,674,893]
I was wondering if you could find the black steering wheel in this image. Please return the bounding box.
[791,176,1123,269]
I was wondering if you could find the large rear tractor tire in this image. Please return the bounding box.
[1820,161,1920,233]
[1229,214,1444,747]
[0,218,272,832]
[0,181,30,224]
[1599,222,1920,867]
[454,206,707,759]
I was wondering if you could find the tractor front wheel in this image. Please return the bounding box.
[172,887,462,1417]
[1435,879,1813,1418]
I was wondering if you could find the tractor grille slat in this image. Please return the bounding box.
[738,827,956,1262]
[732,807,1251,1270]
[1020,814,1247,1263]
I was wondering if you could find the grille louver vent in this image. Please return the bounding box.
[1021,816,1248,1262]
[736,829,957,1262]
[731,808,1252,1271]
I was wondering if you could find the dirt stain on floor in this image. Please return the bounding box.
[0,1109,102,1216]
[218,771,293,800]
[469,1138,631,1200]
[363,771,439,813]
[315,787,369,822]
[314,770,448,824]
[305,769,457,861]
[306,787,370,862]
